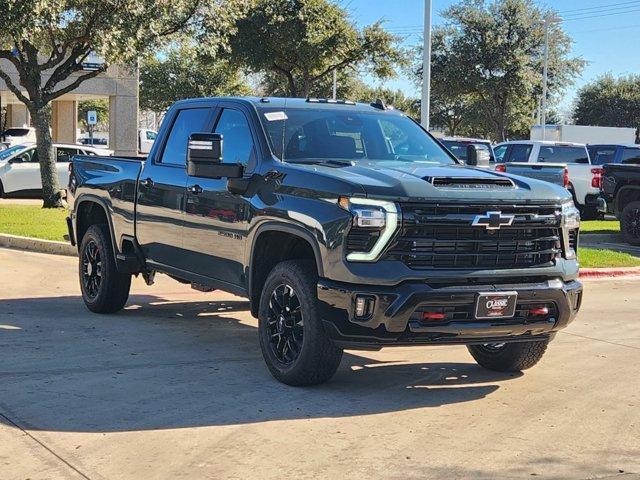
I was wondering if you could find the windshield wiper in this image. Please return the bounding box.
[286,158,355,167]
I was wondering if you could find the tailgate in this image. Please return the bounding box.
[503,162,566,186]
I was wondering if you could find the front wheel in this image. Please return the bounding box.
[620,201,640,246]
[79,224,131,313]
[258,260,343,386]
[467,339,549,372]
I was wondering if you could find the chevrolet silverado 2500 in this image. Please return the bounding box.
[67,97,583,386]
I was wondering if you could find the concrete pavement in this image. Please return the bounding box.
[1,247,639,479]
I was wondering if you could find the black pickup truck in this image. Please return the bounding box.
[600,163,640,245]
[67,97,583,386]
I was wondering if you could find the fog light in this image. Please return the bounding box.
[421,311,446,321]
[528,306,549,316]
[355,296,374,318]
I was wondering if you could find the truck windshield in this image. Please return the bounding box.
[259,107,456,165]
[0,144,28,161]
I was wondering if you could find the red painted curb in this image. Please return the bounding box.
[580,267,640,278]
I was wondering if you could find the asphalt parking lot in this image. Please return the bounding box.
[1,247,639,480]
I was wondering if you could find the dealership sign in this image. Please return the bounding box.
[82,52,106,71]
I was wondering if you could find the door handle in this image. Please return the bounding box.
[141,177,154,189]
[189,184,203,195]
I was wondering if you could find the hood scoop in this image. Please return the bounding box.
[426,176,515,189]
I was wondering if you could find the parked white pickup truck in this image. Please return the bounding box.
[494,140,600,218]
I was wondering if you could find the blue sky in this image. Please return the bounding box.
[343,0,640,117]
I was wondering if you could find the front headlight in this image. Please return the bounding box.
[561,201,580,259]
[562,201,581,230]
[339,197,399,262]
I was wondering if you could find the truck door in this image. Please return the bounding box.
[2,146,39,194]
[136,106,214,270]
[183,104,255,287]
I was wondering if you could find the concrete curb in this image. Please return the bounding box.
[0,233,77,257]
[580,266,640,278]
[580,233,621,243]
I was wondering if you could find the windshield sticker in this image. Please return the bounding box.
[264,111,288,121]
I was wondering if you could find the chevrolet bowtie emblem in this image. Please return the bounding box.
[472,211,515,230]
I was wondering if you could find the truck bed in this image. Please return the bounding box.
[68,154,145,245]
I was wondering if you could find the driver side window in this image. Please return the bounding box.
[214,108,255,166]
[21,148,39,163]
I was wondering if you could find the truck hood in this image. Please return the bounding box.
[291,161,572,203]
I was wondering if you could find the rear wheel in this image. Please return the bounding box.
[620,201,640,246]
[580,205,602,221]
[467,339,549,372]
[258,260,343,386]
[79,224,131,313]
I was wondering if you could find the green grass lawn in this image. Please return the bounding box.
[580,219,620,234]
[1,204,639,269]
[0,204,68,241]
[579,247,640,268]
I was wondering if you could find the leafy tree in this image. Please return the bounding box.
[0,0,200,207]
[260,69,420,119]
[207,0,406,98]
[574,74,640,129]
[351,85,420,120]
[78,99,108,131]
[140,45,252,114]
[260,67,359,100]
[422,28,483,137]
[415,0,583,141]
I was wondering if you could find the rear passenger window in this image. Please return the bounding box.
[538,146,589,164]
[160,108,210,166]
[57,148,77,163]
[621,148,640,165]
[589,147,616,165]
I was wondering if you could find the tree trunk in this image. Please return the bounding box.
[31,104,63,208]
[287,77,298,97]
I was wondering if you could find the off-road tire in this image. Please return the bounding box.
[79,224,131,313]
[0,180,4,198]
[620,201,640,246]
[467,339,550,372]
[258,259,343,386]
[580,205,602,221]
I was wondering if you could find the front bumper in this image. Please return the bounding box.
[317,278,582,349]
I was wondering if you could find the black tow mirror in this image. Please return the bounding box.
[465,144,490,167]
[187,132,243,179]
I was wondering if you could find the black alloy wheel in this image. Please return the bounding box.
[82,239,102,299]
[267,284,304,365]
[258,259,343,386]
[78,224,131,313]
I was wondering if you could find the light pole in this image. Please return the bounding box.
[421,0,432,129]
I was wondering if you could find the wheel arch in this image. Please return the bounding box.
[248,222,323,318]
[75,195,119,259]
